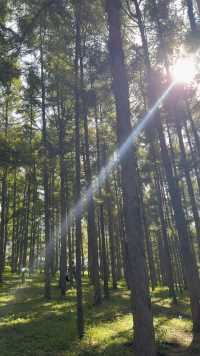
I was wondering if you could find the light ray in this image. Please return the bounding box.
[34,82,175,275]
[65,82,175,230]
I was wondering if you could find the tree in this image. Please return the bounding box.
[105,1,156,355]
[74,0,84,338]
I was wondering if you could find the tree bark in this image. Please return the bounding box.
[40,29,52,299]
[106,1,156,354]
[0,170,7,283]
[74,0,84,337]
[58,103,67,297]
[186,0,197,32]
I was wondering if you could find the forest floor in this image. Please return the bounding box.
[0,272,199,356]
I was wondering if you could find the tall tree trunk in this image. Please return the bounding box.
[137,165,157,291]
[99,109,118,289]
[29,166,37,273]
[134,0,176,296]
[22,172,31,268]
[106,1,156,354]
[153,164,177,303]
[50,162,56,275]
[74,0,84,337]
[175,116,200,249]
[81,88,101,304]
[58,104,67,297]
[186,0,197,32]
[152,0,200,339]
[183,116,200,195]
[0,94,9,283]
[95,107,109,297]
[0,170,7,283]
[107,192,117,289]
[134,0,200,338]
[158,120,200,341]
[40,30,52,299]
[11,169,17,273]
[196,0,200,15]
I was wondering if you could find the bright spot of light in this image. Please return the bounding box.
[171,56,196,83]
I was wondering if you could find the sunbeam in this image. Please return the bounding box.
[65,81,175,230]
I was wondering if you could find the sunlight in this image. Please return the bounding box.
[65,83,175,231]
[171,56,196,83]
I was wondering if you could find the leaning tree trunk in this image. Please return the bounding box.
[106,1,156,355]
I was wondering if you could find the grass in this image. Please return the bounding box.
[0,272,198,356]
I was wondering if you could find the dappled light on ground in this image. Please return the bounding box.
[0,273,199,356]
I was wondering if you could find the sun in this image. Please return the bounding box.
[171,56,196,83]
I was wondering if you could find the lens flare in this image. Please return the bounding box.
[171,56,196,83]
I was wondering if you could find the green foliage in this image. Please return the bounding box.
[0,129,33,168]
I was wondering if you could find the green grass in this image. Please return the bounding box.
[0,272,196,356]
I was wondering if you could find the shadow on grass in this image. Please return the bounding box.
[0,283,77,356]
[0,309,77,356]
[0,274,196,356]
[0,273,79,356]
[153,303,191,321]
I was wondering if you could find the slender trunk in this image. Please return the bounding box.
[133,0,176,299]
[175,112,200,249]
[137,164,157,290]
[158,120,200,340]
[196,0,200,16]
[153,165,177,303]
[74,0,84,337]
[58,106,67,297]
[81,90,101,304]
[11,169,17,272]
[95,108,109,297]
[99,111,118,289]
[22,173,31,267]
[0,170,7,283]
[135,0,200,341]
[50,163,56,275]
[40,30,51,299]
[107,193,117,289]
[186,0,197,32]
[152,0,200,336]
[183,117,200,195]
[55,210,60,273]
[29,166,37,273]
